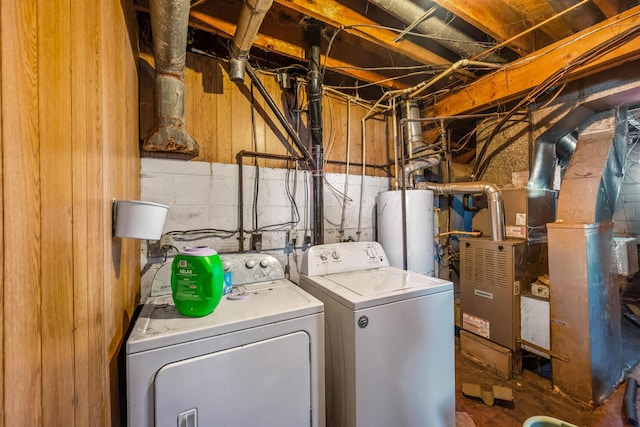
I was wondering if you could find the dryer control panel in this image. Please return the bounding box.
[221,253,285,285]
[301,241,389,276]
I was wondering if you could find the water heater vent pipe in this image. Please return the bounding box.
[422,182,505,241]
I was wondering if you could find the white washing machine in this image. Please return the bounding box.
[126,253,325,427]
[299,241,454,427]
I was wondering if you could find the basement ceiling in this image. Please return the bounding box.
[136,0,640,110]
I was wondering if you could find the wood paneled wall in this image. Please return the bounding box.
[1,0,140,425]
[140,51,393,177]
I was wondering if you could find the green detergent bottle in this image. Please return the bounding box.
[171,246,224,317]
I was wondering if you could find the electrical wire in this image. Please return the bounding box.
[166,228,238,238]
[472,24,640,180]
[250,82,260,231]
[322,26,343,82]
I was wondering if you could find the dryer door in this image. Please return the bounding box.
[154,331,311,427]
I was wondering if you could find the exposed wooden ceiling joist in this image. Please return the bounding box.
[427,5,640,117]
[273,0,454,67]
[432,0,553,55]
[189,10,411,89]
[593,0,627,17]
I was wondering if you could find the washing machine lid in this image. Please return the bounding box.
[301,266,452,310]
[126,280,323,354]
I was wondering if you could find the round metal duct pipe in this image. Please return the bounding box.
[144,0,199,156]
[367,0,508,63]
[423,181,505,241]
[229,0,274,82]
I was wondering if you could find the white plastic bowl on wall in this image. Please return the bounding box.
[523,415,578,427]
[113,200,169,240]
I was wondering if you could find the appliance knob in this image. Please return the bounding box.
[222,260,231,271]
[245,259,256,269]
[332,251,340,260]
[366,247,377,258]
[260,258,270,268]
[320,253,328,261]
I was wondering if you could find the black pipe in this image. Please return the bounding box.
[307,21,324,246]
[236,150,301,252]
[623,377,638,425]
[398,113,408,270]
[244,64,315,169]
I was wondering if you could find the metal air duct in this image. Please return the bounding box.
[400,99,428,155]
[229,0,274,82]
[367,0,508,63]
[529,105,594,192]
[404,156,441,187]
[548,106,629,406]
[422,181,505,241]
[556,107,628,223]
[144,0,199,156]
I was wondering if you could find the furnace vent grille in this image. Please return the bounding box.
[462,244,508,288]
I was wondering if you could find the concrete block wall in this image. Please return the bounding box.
[140,158,390,299]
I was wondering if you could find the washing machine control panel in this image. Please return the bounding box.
[301,241,389,276]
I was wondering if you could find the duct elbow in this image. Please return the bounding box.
[229,0,274,82]
[403,156,441,186]
[229,45,249,82]
[481,182,502,200]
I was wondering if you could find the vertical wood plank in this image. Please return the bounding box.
[1,0,42,425]
[184,54,200,159]
[70,0,93,423]
[0,2,4,422]
[83,0,109,424]
[38,0,75,425]
[199,55,218,162]
[139,50,156,144]
[122,0,141,319]
[215,62,234,164]
[113,4,140,423]
[232,74,252,164]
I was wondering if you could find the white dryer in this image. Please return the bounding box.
[126,253,325,427]
[299,241,454,427]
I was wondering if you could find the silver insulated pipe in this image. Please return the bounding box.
[366,0,507,63]
[423,181,505,241]
[144,0,199,156]
[400,99,428,155]
[229,0,274,82]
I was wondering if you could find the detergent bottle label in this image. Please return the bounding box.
[171,246,224,317]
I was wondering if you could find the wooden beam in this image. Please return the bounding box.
[432,0,553,55]
[592,0,631,17]
[272,0,453,66]
[189,11,410,89]
[427,5,640,117]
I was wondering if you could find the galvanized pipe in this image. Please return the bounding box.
[229,0,274,81]
[144,0,199,156]
[423,182,505,241]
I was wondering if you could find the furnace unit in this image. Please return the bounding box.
[460,237,528,351]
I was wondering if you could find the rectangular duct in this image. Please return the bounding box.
[547,222,621,406]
